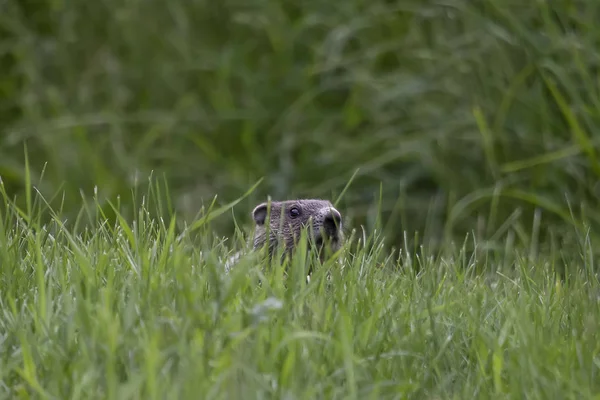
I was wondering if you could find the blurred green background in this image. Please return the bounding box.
[2,0,600,252]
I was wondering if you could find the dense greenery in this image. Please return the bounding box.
[2,0,600,398]
[3,1,600,251]
[0,181,599,399]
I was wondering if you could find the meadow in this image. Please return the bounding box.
[2,0,600,398]
[0,177,599,399]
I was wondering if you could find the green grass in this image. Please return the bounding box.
[3,1,600,397]
[0,180,599,399]
[3,1,600,250]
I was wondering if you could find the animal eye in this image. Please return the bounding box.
[289,207,300,218]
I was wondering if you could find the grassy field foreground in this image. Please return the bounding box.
[0,181,599,400]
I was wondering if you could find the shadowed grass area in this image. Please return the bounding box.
[0,179,599,399]
[2,1,600,253]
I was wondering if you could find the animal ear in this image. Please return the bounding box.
[252,203,268,225]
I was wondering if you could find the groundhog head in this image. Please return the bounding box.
[251,199,344,261]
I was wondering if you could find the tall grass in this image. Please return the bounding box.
[2,1,600,252]
[0,177,599,399]
[2,1,600,398]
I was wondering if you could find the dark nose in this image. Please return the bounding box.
[323,209,342,234]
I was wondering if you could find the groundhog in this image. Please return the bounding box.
[251,198,344,260]
[224,198,345,277]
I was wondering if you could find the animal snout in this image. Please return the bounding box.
[322,208,342,236]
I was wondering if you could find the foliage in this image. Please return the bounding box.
[2,1,600,252]
[0,179,599,399]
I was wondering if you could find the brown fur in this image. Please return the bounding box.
[251,199,344,263]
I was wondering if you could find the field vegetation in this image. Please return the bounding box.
[1,0,600,398]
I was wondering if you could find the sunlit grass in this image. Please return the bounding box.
[0,178,598,399]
